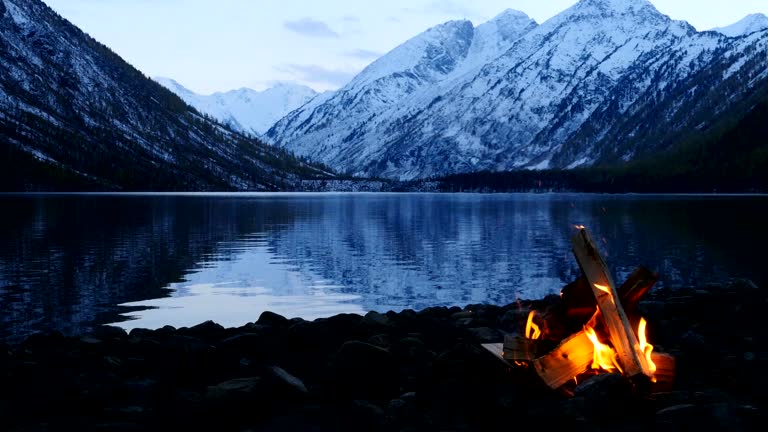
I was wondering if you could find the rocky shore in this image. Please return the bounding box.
[1,280,765,431]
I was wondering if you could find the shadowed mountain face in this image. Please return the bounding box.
[2,194,766,341]
[0,0,328,191]
[267,0,768,180]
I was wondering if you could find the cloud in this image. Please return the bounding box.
[283,18,339,38]
[276,64,359,88]
[399,1,483,20]
[428,0,480,18]
[344,49,383,60]
[341,15,360,23]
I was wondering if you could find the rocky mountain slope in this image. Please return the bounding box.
[0,0,328,191]
[267,0,768,180]
[155,78,318,136]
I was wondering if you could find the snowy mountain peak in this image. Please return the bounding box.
[714,13,768,37]
[576,0,653,11]
[483,9,537,38]
[348,19,474,89]
[154,77,195,98]
[566,0,660,19]
[155,78,317,135]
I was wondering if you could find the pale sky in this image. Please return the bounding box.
[43,0,768,94]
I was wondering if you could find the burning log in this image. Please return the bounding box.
[572,228,653,379]
[533,331,594,389]
[502,335,539,363]
[481,227,675,394]
[561,267,657,322]
[650,352,676,391]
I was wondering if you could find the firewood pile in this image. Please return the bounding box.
[483,227,675,395]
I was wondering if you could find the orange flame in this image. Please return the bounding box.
[584,326,623,374]
[639,318,657,382]
[594,283,612,295]
[525,311,541,340]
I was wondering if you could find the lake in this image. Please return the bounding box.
[1,193,766,342]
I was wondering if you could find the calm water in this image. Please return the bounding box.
[1,193,766,342]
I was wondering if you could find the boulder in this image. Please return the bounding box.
[205,377,263,403]
[333,341,399,400]
[464,327,502,343]
[367,334,393,349]
[362,311,396,332]
[184,321,225,340]
[265,366,309,403]
[258,311,290,328]
[574,373,634,419]
[92,325,128,340]
[128,328,153,339]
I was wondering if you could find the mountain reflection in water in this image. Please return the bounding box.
[1,193,766,341]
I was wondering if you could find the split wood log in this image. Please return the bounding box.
[572,228,653,378]
[502,335,540,362]
[533,331,594,389]
[481,343,508,366]
[650,352,676,392]
[561,267,657,321]
[618,266,658,314]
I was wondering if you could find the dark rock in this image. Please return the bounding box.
[728,279,759,293]
[128,328,154,339]
[116,378,159,404]
[464,327,502,343]
[218,331,280,362]
[153,325,177,337]
[205,377,263,403]
[656,404,701,421]
[451,311,474,320]
[574,373,634,418]
[258,311,290,327]
[92,325,127,340]
[367,334,393,348]
[185,320,225,340]
[333,341,398,400]
[390,337,431,362]
[102,356,122,370]
[416,306,450,319]
[498,309,529,331]
[161,335,215,361]
[266,366,309,401]
[350,399,386,425]
[651,391,692,410]
[79,336,102,346]
[362,311,396,332]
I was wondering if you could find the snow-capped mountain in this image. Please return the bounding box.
[154,78,318,136]
[713,13,768,37]
[267,10,537,176]
[267,0,768,180]
[0,0,327,191]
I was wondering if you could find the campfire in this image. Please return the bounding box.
[483,227,675,394]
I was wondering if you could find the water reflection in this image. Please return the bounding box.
[0,193,766,341]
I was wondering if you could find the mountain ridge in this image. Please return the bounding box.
[267,0,768,180]
[154,78,318,136]
[0,0,329,191]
